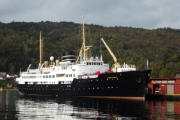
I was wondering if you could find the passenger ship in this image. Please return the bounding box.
[16,22,151,100]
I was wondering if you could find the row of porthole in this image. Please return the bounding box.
[21,87,119,91]
[77,78,120,83]
[76,79,122,84]
[72,86,119,90]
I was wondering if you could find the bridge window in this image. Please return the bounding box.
[56,74,65,77]
[33,82,37,85]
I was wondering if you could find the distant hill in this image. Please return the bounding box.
[0,21,180,78]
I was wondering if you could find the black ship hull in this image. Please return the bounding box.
[17,70,151,100]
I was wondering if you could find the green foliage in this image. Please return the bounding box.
[0,22,180,78]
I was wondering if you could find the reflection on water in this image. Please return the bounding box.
[70,98,146,119]
[146,101,180,120]
[0,90,19,120]
[1,90,180,120]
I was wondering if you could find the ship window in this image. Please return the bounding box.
[46,75,48,78]
[43,76,45,78]
[52,75,55,78]
[56,74,65,77]
[33,82,37,85]
[69,74,72,77]
[73,74,75,77]
[49,75,51,78]
[89,62,91,65]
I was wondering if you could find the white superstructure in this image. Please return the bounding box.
[16,55,109,85]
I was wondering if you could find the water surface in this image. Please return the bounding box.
[1,90,180,120]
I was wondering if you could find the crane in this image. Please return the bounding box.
[100,38,120,72]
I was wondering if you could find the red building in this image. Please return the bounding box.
[148,77,180,95]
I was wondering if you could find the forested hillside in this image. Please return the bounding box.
[0,21,180,78]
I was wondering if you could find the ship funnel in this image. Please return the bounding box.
[44,61,49,67]
[56,60,59,66]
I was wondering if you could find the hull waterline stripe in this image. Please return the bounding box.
[78,96,145,100]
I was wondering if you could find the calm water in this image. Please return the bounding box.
[0,90,180,120]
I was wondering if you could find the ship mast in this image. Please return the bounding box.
[39,31,43,67]
[82,17,86,61]
[76,18,89,63]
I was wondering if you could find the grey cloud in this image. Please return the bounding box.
[0,0,180,29]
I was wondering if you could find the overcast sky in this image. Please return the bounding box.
[0,0,180,29]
